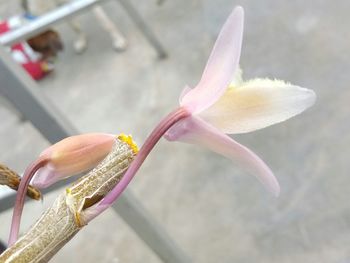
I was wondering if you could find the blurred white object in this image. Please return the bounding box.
[23,0,127,53]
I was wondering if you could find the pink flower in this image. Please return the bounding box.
[94,6,315,218]
[164,6,315,196]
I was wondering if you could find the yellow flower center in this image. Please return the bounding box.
[117,133,139,154]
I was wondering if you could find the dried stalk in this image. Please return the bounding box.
[0,138,136,263]
[0,164,41,200]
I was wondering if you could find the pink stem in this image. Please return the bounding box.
[8,157,48,246]
[100,107,190,207]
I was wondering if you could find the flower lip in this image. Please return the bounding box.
[199,81,316,134]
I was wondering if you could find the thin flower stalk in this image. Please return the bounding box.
[91,107,189,217]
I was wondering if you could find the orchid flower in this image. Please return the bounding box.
[85,6,315,220]
[167,7,315,196]
[9,5,315,247]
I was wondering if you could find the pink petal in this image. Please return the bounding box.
[165,116,280,196]
[179,85,192,103]
[180,6,244,114]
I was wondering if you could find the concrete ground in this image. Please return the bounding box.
[0,0,349,262]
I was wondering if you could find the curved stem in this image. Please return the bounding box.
[99,107,190,208]
[8,157,49,246]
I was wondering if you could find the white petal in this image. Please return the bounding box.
[200,79,316,134]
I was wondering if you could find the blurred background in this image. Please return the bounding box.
[0,0,348,262]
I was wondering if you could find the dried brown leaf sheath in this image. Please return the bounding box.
[0,164,41,200]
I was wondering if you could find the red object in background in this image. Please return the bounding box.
[0,17,52,80]
[21,61,48,80]
[0,21,9,33]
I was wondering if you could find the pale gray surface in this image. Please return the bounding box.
[0,0,348,262]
